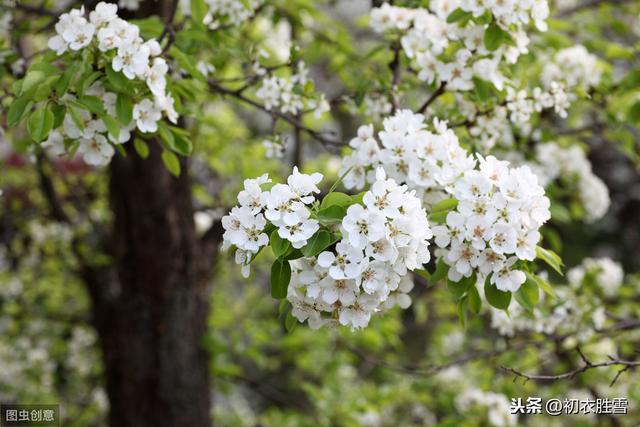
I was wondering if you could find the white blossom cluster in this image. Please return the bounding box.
[491,284,608,343]
[287,168,432,329]
[180,0,263,27]
[340,110,551,291]
[507,82,572,124]
[255,62,329,116]
[43,82,132,166]
[542,45,602,89]
[568,257,624,298]
[433,156,550,291]
[221,168,323,277]
[532,142,610,222]
[456,388,518,427]
[369,1,549,92]
[46,2,178,165]
[262,135,288,159]
[340,109,476,204]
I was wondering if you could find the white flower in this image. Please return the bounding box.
[113,43,150,80]
[79,134,115,166]
[276,208,319,249]
[133,99,162,133]
[287,166,322,202]
[221,206,268,252]
[90,2,118,28]
[491,257,526,292]
[146,57,168,95]
[342,204,387,249]
[318,241,367,280]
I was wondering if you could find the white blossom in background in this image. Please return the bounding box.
[456,388,518,427]
[542,45,602,89]
[369,1,550,93]
[0,12,11,40]
[568,257,624,298]
[262,136,288,159]
[180,0,263,27]
[491,260,622,343]
[532,142,610,222]
[45,2,179,166]
[255,62,329,116]
[287,168,432,329]
[118,0,141,10]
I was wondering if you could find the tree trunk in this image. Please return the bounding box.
[85,139,214,427]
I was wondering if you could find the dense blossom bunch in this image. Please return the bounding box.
[340,109,476,204]
[221,168,323,277]
[433,156,550,290]
[255,62,329,116]
[45,2,178,165]
[369,1,549,92]
[180,0,263,27]
[531,142,610,222]
[288,169,432,329]
[341,110,551,291]
[542,45,602,88]
[456,388,517,427]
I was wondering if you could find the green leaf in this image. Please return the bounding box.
[7,97,32,127]
[447,8,472,23]
[484,279,511,310]
[627,101,640,124]
[173,133,193,156]
[431,197,458,213]
[526,272,554,299]
[270,259,291,299]
[536,246,564,275]
[106,65,131,91]
[484,23,507,51]
[51,103,66,129]
[430,258,449,283]
[270,231,290,258]
[468,285,482,314]
[56,62,79,95]
[116,93,133,125]
[162,151,181,176]
[320,192,352,209]
[78,96,105,115]
[19,70,46,96]
[457,296,469,328]
[101,114,121,140]
[27,107,54,142]
[133,138,150,159]
[301,230,332,258]
[515,276,540,312]
[79,71,102,96]
[68,105,86,131]
[447,274,475,299]
[190,0,207,23]
[428,210,448,224]
[473,77,492,102]
[158,124,176,150]
[285,310,297,332]
[318,205,347,225]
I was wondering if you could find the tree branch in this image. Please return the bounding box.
[208,79,345,148]
[417,82,447,114]
[501,348,640,385]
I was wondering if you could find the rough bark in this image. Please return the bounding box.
[84,141,212,427]
[81,2,219,426]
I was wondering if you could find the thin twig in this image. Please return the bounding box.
[417,82,447,114]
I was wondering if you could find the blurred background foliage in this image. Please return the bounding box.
[1,0,640,426]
